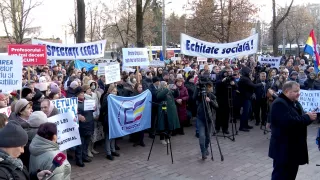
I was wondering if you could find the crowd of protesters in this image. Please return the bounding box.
[0,51,318,179]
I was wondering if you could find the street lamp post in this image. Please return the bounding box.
[162,0,166,60]
[161,0,171,60]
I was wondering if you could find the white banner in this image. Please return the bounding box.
[51,97,78,122]
[97,62,118,76]
[105,63,121,84]
[258,56,281,69]
[122,48,150,66]
[48,112,81,151]
[197,57,207,62]
[0,56,22,91]
[180,33,258,58]
[32,39,106,60]
[0,106,11,117]
[171,57,181,61]
[299,90,320,113]
[149,60,165,67]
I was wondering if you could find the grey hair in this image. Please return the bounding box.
[282,81,300,92]
[159,81,167,89]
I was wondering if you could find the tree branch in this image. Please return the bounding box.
[275,0,294,28]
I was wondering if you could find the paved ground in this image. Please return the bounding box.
[71,121,320,180]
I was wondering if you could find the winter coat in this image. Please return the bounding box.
[100,94,110,133]
[84,91,100,119]
[142,77,153,91]
[194,89,218,123]
[117,83,134,97]
[269,93,312,165]
[156,88,180,131]
[303,77,320,90]
[175,84,189,122]
[49,107,60,118]
[8,112,30,129]
[184,81,197,116]
[78,101,94,136]
[0,149,30,180]
[238,67,262,101]
[29,135,71,180]
[66,87,78,98]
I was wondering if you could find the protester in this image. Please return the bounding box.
[269,81,317,180]
[0,121,51,179]
[174,77,189,135]
[75,87,94,167]
[9,99,32,129]
[131,83,146,147]
[101,84,120,160]
[40,99,59,118]
[156,81,180,145]
[29,123,71,180]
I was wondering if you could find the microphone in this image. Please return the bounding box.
[43,152,67,180]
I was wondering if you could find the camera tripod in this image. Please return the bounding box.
[200,89,224,161]
[147,101,174,164]
[214,86,238,141]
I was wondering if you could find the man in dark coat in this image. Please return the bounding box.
[269,81,317,180]
[238,67,262,132]
[254,72,269,126]
[148,77,160,138]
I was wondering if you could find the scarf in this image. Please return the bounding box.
[0,149,24,170]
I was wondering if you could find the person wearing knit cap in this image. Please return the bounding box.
[0,93,7,108]
[27,111,48,128]
[66,81,81,98]
[50,82,61,94]
[289,71,299,83]
[21,87,33,101]
[0,121,52,179]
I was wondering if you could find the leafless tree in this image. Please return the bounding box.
[0,0,42,44]
[272,0,294,56]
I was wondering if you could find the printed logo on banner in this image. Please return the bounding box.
[117,97,147,130]
[7,44,47,65]
[108,90,152,139]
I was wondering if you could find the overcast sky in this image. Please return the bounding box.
[1,0,320,43]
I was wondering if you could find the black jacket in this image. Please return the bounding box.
[268,93,312,165]
[238,67,262,100]
[78,101,94,136]
[254,79,269,100]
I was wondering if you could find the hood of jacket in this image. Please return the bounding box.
[29,135,59,156]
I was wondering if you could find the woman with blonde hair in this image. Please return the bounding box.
[100,84,120,160]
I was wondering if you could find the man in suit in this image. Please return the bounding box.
[269,81,317,180]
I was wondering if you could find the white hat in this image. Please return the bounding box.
[27,111,48,128]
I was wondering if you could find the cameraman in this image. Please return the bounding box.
[193,79,218,160]
[215,67,237,134]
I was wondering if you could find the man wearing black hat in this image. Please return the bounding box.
[0,121,51,179]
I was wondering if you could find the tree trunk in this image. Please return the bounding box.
[76,0,85,43]
[272,0,278,56]
[136,0,144,47]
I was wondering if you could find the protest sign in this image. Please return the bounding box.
[0,106,11,117]
[299,90,320,113]
[108,90,152,139]
[48,112,81,151]
[98,62,118,76]
[32,39,106,60]
[149,60,165,67]
[258,56,281,69]
[122,48,150,66]
[197,57,207,62]
[51,97,78,121]
[8,45,47,65]
[105,63,121,84]
[171,57,181,61]
[180,33,258,58]
[0,56,22,91]
[84,100,95,111]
